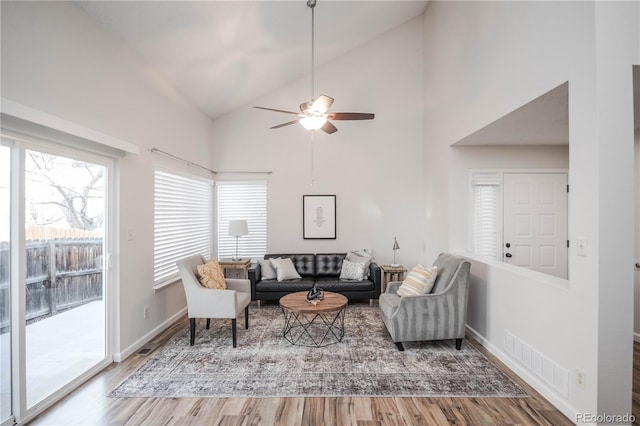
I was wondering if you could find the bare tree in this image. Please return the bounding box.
[25,151,104,231]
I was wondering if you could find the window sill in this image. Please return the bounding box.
[153,277,180,293]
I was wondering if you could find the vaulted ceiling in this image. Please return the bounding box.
[76,1,429,120]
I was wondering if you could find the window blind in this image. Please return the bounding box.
[154,170,212,286]
[472,173,501,260]
[217,181,267,260]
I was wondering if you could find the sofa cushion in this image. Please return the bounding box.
[196,258,226,289]
[397,265,438,296]
[339,259,366,281]
[270,257,302,281]
[258,259,277,280]
[255,276,315,292]
[315,253,345,276]
[315,278,374,292]
[346,250,373,278]
[265,253,315,276]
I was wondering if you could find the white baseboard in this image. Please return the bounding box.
[113,307,187,362]
[465,325,579,423]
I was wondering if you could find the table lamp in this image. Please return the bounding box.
[392,237,400,267]
[228,220,248,260]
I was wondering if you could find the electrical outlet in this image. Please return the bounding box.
[576,368,586,389]
[143,306,150,319]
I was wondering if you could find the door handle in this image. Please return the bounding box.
[505,253,513,258]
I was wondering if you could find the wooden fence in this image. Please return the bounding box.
[0,238,103,330]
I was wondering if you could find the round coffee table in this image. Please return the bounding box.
[279,291,347,347]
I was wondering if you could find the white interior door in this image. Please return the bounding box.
[503,173,568,279]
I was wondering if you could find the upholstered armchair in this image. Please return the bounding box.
[176,255,251,348]
[378,253,471,351]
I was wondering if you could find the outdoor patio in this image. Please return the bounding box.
[1,300,104,410]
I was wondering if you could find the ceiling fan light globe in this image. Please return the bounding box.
[299,116,327,131]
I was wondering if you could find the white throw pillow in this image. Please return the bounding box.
[339,259,366,281]
[270,257,302,281]
[258,259,277,280]
[346,249,373,278]
[397,265,438,296]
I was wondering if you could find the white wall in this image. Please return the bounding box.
[423,0,638,419]
[1,1,214,357]
[210,16,425,267]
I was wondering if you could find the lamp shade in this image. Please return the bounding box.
[228,220,248,237]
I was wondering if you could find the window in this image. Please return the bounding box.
[216,181,267,260]
[154,169,212,287]
[472,173,501,260]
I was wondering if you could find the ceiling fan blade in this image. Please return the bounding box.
[254,106,299,115]
[311,95,334,114]
[270,120,299,129]
[321,121,338,134]
[329,112,375,120]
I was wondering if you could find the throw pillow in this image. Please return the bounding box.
[270,257,302,281]
[196,258,227,289]
[346,249,373,278]
[258,258,277,280]
[339,259,366,281]
[397,264,438,296]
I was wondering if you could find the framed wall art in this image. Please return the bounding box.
[303,195,336,239]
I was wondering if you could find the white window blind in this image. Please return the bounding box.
[154,170,212,287]
[472,173,501,260]
[217,181,267,260]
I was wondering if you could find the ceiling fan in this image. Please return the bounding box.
[254,0,375,134]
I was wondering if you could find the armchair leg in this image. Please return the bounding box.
[206,318,210,329]
[189,318,196,346]
[232,319,237,348]
[245,306,249,329]
[455,338,463,350]
[395,342,405,351]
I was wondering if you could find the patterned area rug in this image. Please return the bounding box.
[109,303,527,398]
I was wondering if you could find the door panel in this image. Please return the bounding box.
[504,173,568,279]
[24,149,107,408]
[0,145,12,425]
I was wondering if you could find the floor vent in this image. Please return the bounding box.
[137,342,160,356]
[504,330,569,397]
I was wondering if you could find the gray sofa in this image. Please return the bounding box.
[379,253,471,351]
[249,253,382,303]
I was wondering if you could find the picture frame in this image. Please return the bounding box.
[303,195,336,239]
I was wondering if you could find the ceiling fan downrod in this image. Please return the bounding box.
[308,0,316,102]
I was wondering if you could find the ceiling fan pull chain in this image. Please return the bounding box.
[310,132,315,186]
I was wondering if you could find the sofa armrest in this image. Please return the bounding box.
[248,263,261,300]
[370,262,382,298]
[386,281,402,294]
[226,278,251,294]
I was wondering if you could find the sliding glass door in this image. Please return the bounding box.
[1,138,113,423]
[0,145,12,425]
[23,148,107,408]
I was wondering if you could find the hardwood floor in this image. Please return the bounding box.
[30,314,577,425]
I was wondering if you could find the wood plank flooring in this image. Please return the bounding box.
[29,314,581,425]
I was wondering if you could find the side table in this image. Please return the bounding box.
[218,259,251,279]
[380,264,407,293]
